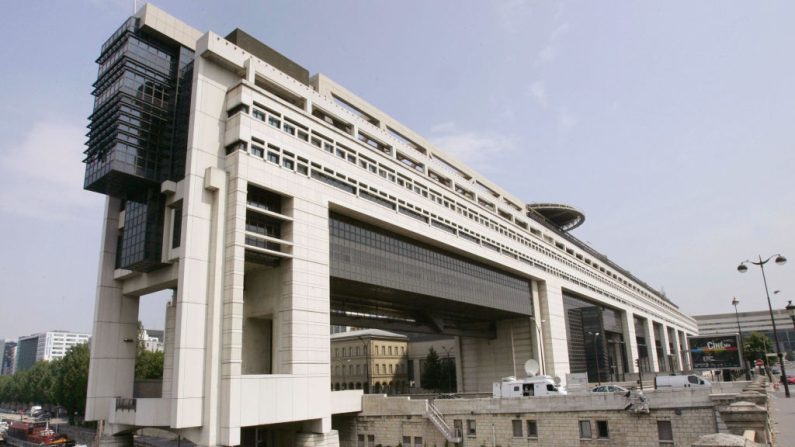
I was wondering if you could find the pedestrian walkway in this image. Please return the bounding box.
[769,385,795,446]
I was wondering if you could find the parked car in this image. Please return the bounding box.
[785,375,795,385]
[591,384,629,393]
[770,366,781,375]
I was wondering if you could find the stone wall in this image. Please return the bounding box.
[334,393,720,447]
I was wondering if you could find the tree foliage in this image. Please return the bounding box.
[135,350,164,380]
[0,337,164,416]
[421,348,457,393]
[53,343,90,419]
[743,332,773,363]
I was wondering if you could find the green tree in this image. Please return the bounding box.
[52,343,90,423]
[27,361,55,404]
[135,350,164,380]
[743,332,773,364]
[421,348,442,391]
[439,358,457,393]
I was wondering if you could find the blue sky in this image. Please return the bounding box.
[1,1,793,339]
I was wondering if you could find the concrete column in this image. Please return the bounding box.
[86,197,138,431]
[280,195,333,439]
[161,297,176,399]
[538,278,570,383]
[219,169,245,446]
[680,331,691,370]
[671,329,683,372]
[659,324,672,372]
[454,336,464,393]
[643,318,660,372]
[621,310,639,373]
[530,281,546,376]
[459,318,532,392]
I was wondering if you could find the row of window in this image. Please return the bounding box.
[333,362,405,376]
[241,88,677,312]
[334,345,405,357]
[233,96,683,328]
[357,435,422,447]
[236,131,648,321]
[456,418,673,442]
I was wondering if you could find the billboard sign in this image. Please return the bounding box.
[688,334,743,370]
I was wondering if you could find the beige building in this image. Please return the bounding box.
[331,329,408,394]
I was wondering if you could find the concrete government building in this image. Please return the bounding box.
[83,5,697,446]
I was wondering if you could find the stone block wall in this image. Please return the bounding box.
[336,407,716,447]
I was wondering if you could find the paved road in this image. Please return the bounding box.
[769,384,795,446]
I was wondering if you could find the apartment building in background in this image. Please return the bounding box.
[14,331,91,372]
[0,341,16,375]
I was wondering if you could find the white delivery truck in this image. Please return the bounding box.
[493,376,567,398]
[654,374,712,389]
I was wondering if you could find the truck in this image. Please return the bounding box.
[492,376,567,398]
[654,374,712,389]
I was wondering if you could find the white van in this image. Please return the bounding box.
[493,376,567,398]
[655,374,711,389]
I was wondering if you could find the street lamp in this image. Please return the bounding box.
[357,336,371,394]
[530,316,546,375]
[731,297,752,381]
[737,254,790,398]
[587,331,602,385]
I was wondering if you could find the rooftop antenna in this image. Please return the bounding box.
[133,0,139,14]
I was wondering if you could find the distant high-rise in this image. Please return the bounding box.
[0,340,16,375]
[14,331,90,372]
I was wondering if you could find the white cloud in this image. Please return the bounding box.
[528,80,549,108]
[0,121,104,221]
[525,80,578,131]
[497,0,534,34]
[428,122,516,169]
[557,107,577,130]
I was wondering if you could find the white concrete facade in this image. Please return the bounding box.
[85,5,697,446]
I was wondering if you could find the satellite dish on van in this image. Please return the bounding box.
[524,359,540,376]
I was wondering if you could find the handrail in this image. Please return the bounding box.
[424,401,461,443]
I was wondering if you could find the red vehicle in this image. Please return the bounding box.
[786,375,795,385]
[5,420,75,446]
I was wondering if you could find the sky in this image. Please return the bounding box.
[1,1,793,340]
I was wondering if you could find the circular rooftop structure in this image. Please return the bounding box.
[527,203,585,232]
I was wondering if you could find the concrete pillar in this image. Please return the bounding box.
[530,281,546,376]
[659,324,672,372]
[643,318,660,372]
[621,310,639,373]
[454,336,464,393]
[86,197,139,427]
[672,329,683,372]
[681,332,692,370]
[459,318,533,392]
[538,278,570,383]
[161,297,176,399]
[219,169,245,446]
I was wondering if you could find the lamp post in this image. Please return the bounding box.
[731,297,752,381]
[357,336,370,394]
[738,254,789,398]
[530,316,546,375]
[587,331,602,385]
